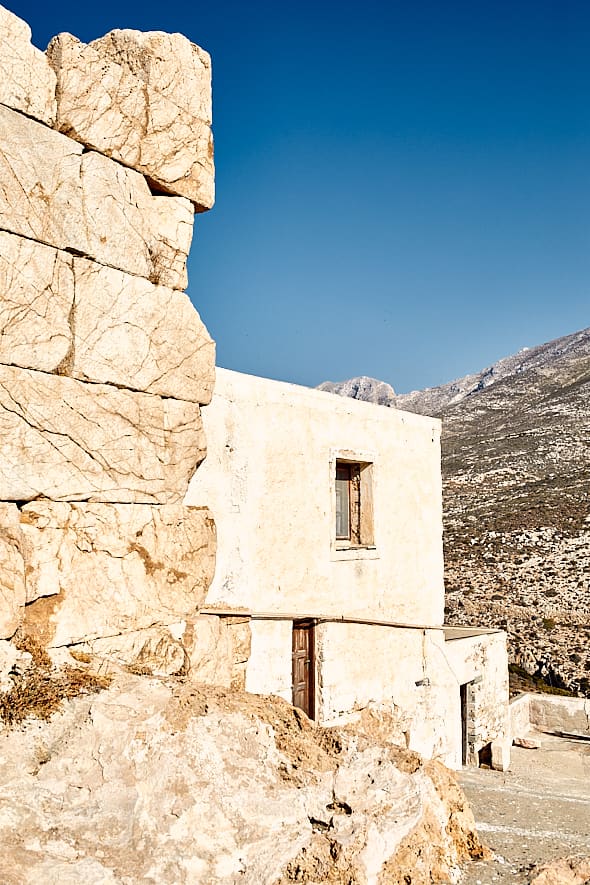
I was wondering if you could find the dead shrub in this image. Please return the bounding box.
[0,634,111,728]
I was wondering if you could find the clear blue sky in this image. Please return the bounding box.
[12,0,590,392]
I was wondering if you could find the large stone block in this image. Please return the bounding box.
[0,5,56,125]
[47,30,214,210]
[20,502,216,646]
[0,231,214,401]
[71,257,215,402]
[0,104,193,289]
[0,231,74,373]
[0,503,25,639]
[0,364,205,503]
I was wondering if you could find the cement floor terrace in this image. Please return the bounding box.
[459,731,590,884]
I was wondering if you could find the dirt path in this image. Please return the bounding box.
[459,733,590,884]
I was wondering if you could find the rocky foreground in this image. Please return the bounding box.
[0,659,486,884]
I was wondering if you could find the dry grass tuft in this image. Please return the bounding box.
[0,634,111,728]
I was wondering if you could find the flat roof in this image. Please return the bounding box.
[444,626,504,641]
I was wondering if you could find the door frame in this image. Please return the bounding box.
[292,619,315,719]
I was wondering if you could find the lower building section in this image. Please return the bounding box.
[240,616,511,771]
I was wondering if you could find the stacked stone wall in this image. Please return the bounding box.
[0,4,218,676]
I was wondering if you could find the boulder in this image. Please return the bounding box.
[0,104,193,289]
[185,615,252,688]
[47,29,214,209]
[0,5,56,125]
[529,856,590,885]
[79,627,188,677]
[0,504,25,639]
[0,675,485,884]
[0,365,205,503]
[20,502,216,646]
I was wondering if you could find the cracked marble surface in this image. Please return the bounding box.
[0,6,56,125]
[0,105,194,289]
[0,364,205,503]
[47,29,214,209]
[19,501,215,645]
[0,230,214,402]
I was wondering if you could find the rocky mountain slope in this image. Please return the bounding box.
[320,327,590,695]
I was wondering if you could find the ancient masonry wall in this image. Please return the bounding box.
[0,5,246,679]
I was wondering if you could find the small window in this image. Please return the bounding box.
[335,459,374,547]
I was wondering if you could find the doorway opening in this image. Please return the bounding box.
[292,620,315,719]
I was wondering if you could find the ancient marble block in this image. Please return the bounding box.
[0,364,205,503]
[20,502,216,646]
[0,503,25,639]
[0,5,56,125]
[151,195,195,290]
[0,103,85,253]
[71,258,215,402]
[0,231,74,373]
[0,104,193,289]
[0,233,213,401]
[47,30,214,210]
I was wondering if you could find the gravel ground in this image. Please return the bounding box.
[459,732,590,884]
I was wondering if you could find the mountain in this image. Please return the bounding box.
[319,327,590,695]
[317,376,397,407]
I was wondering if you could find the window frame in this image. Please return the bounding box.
[332,453,376,555]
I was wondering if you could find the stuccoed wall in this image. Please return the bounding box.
[186,367,444,625]
[444,629,511,769]
[527,694,590,738]
[0,4,217,674]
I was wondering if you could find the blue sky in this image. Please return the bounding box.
[12,0,590,392]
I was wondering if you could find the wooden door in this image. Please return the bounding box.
[292,620,315,719]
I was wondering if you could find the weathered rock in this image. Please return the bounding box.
[150,194,195,290]
[528,856,590,885]
[513,736,540,749]
[0,104,193,289]
[71,258,214,402]
[47,29,214,209]
[20,502,215,646]
[0,231,213,400]
[0,5,56,125]
[0,231,74,373]
[0,638,32,691]
[184,615,252,688]
[79,626,188,677]
[0,675,484,884]
[0,504,25,639]
[0,365,205,503]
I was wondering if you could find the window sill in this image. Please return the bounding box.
[332,545,379,561]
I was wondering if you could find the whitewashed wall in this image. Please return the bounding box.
[186,368,444,624]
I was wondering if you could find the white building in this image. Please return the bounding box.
[186,368,511,770]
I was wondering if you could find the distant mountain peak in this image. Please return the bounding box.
[317,376,396,407]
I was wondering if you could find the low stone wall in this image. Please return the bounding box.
[529,694,590,737]
[509,693,531,739]
[0,4,219,676]
[510,692,590,739]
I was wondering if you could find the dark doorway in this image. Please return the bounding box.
[292,620,315,719]
[460,682,469,765]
